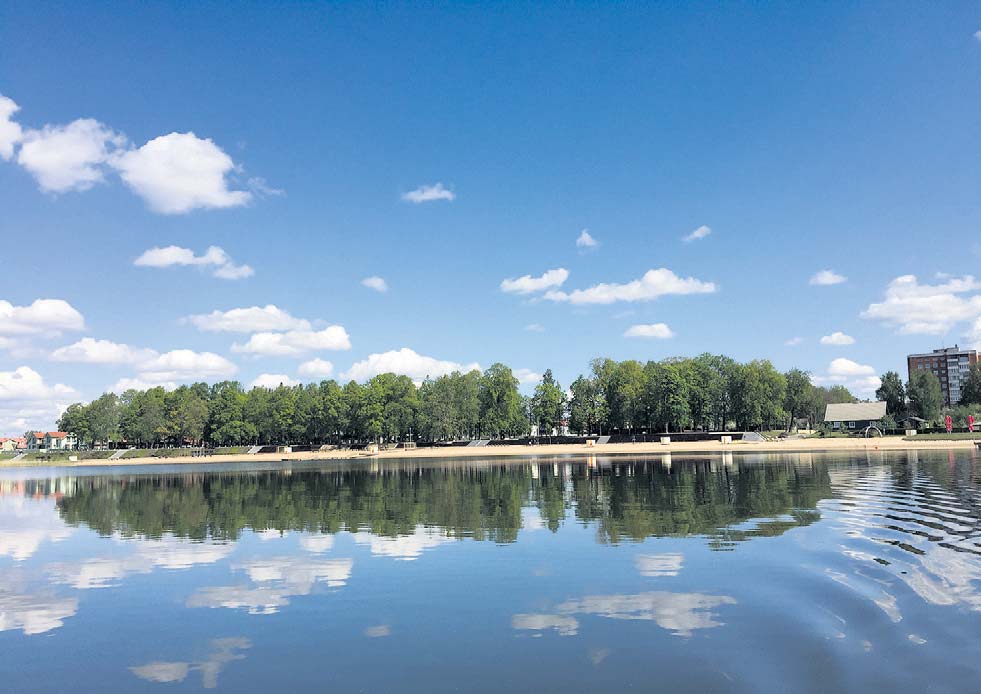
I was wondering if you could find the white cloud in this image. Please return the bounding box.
[299,535,334,553]
[0,587,78,635]
[545,268,715,305]
[813,358,880,394]
[17,118,125,192]
[136,350,237,383]
[810,269,847,286]
[682,225,711,242]
[342,348,479,383]
[364,625,391,638]
[525,323,545,333]
[514,368,542,385]
[0,94,23,161]
[353,526,454,560]
[0,367,77,435]
[185,305,311,333]
[232,327,351,356]
[975,30,981,41]
[624,323,674,339]
[112,132,251,214]
[135,245,252,280]
[512,613,579,637]
[556,591,737,638]
[576,229,598,248]
[250,374,299,389]
[862,274,981,335]
[111,377,177,393]
[820,331,855,346]
[0,366,76,402]
[361,276,388,293]
[500,268,569,295]
[826,358,875,379]
[297,358,334,378]
[0,299,85,336]
[785,337,803,346]
[401,182,454,203]
[635,553,684,577]
[50,337,156,364]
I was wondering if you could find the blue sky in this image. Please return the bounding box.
[1,2,980,434]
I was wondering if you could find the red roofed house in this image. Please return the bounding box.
[26,432,78,451]
[0,437,27,452]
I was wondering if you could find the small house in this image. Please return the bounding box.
[824,402,887,431]
[44,432,77,450]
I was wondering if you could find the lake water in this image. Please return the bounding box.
[0,450,978,693]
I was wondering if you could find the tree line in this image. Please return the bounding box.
[56,355,868,447]
[876,365,981,427]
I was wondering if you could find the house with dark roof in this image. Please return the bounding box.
[823,402,887,431]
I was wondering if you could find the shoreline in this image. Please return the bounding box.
[2,436,979,468]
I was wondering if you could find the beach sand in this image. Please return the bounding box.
[2,436,978,468]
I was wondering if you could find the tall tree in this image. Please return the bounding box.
[959,364,981,405]
[531,369,565,435]
[875,371,906,417]
[783,369,812,430]
[907,371,943,424]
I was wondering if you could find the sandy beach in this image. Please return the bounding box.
[3,435,978,468]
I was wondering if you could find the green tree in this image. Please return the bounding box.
[531,369,564,435]
[875,371,906,417]
[907,371,943,424]
[783,369,812,430]
[57,403,90,444]
[478,364,523,438]
[959,364,981,405]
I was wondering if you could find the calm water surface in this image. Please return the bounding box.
[0,451,979,692]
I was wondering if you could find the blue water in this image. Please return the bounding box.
[0,450,978,692]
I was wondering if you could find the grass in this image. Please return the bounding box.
[19,450,115,461]
[903,432,981,441]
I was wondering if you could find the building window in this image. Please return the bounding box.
[848,421,856,429]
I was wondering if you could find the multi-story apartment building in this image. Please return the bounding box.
[907,346,979,406]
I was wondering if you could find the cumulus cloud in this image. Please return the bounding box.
[512,613,579,637]
[401,182,454,203]
[810,269,847,286]
[820,331,855,346]
[135,350,237,383]
[500,268,569,295]
[250,374,299,389]
[135,245,253,280]
[624,323,674,339]
[361,276,388,293]
[682,225,711,242]
[0,94,264,214]
[544,268,715,305]
[785,337,803,346]
[185,305,311,333]
[0,94,23,160]
[297,358,334,378]
[17,118,125,192]
[0,366,76,402]
[862,274,981,335]
[576,229,598,248]
[50,337,156,364]
[513,368,543,385]
[341,348,479,383]
[0,298,85,336]
[232,327,351,356]
[113,132,251,214]
[0,367,77,434]
[352,526,454,560]
[111,377,177,393]
[813,358,880,394]
[556,591,737,638]
[635,553,684,577]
